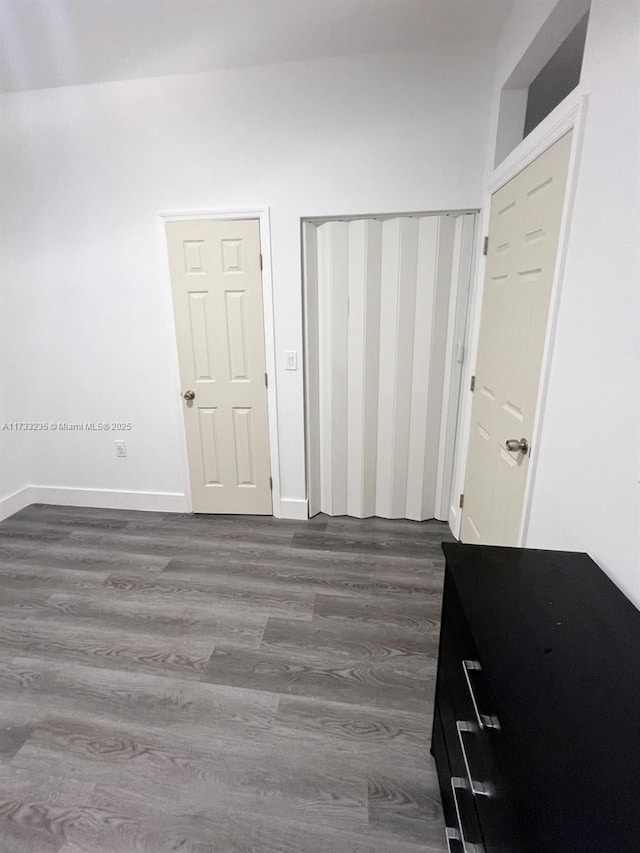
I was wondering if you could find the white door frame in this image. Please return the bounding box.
[157,206,281,517]
[450,92,589,543]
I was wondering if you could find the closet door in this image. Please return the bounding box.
[306,214,475,520]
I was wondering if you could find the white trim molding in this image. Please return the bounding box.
[450,92,589,543]
[0,487,33,521]
[279,498,309,521]
[156,206,283,518]
[30,486,187,513]
[0,485,189,520]
[489,92,588,194]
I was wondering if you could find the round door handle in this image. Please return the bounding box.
[505,437,529,454]
[183,390,195,401]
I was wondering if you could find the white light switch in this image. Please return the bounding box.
[114,441,127,458]
[285,350,298,371]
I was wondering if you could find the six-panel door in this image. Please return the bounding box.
[461,132,573,544]
[166,218,272,514]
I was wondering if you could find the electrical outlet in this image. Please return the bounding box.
[114,441,127,458]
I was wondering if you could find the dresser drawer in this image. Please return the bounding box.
[438,553,535,852]
[440,617,500,734]
[441,572,478,659]
[436,580,520,852]
[432,706,456,829]
[438,672,525,850]
[432,705,486,853]
[437,679,490,851]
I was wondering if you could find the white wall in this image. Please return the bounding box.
[0,265,33,515]
[525,0,640,603]
[460,0,640,603]
[0,44,496,515]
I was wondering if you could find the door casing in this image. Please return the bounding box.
[450,92,589,542]
[158,207,281,516]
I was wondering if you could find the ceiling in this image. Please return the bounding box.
[0,0,514,94]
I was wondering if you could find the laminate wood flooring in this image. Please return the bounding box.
[0,504,453,853]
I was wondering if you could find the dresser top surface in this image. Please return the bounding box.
[441,543,640,653]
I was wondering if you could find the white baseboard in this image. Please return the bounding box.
[0,486,33,521]
[1,484,306,520]
[278,498,309,520]
[28,485,189,514]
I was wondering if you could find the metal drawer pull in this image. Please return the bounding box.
[457,720,495,797]
[462,660,500,730]
[446,827,463,853]
[451,777,485,853]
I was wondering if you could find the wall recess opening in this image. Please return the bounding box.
[523,12,589,137]
[494,0,591,166]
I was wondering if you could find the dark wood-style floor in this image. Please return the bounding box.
[0,504,453,853]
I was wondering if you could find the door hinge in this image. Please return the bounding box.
[483,236,489,255]
[470,375,476,392]
[259,253,263,270]
[269,477,273,491]
[264,372,268,388]
[459,494,465,509]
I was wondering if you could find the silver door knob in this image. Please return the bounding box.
[505,437,529,454]
[183,390,195,401]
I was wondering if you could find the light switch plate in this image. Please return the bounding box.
[285,350,298,370]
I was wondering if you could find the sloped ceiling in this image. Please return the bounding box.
[0,0,514,93]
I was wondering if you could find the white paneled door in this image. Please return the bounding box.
[166,218,272,514]
[305,213,476,521]
[461,131,572,545]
